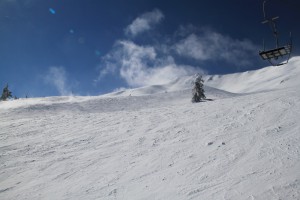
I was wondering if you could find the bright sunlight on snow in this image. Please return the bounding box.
[1,57,300,199]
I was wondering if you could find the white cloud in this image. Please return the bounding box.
[44,66,72,96]
[98,20,258,90]
[125,9,164,37]
[174,29,258,66]
[100,40,201,87]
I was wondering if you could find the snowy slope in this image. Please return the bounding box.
[105,56,300,96]
[204,56,300,93]
[0,57,300,200]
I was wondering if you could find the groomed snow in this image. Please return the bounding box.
[1,57,300,199]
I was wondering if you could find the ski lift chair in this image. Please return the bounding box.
[259,0,293,66]
[259,44,292,66]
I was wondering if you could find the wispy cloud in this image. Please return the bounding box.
[97,12,258,90]
[174,28,258,66]
[125,9,164,37]
[100,40,200,87]
[44,66,72,96]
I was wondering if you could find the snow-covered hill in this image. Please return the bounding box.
[1,57,300,200]
[204,56,300,93]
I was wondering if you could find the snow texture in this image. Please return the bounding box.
[1,57,300,199]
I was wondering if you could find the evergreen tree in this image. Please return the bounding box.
[1,84,13,101]
[192,74,206,103]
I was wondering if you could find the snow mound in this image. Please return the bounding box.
[103,75,195,97]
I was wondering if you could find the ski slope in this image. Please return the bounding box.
[1,57,300,200]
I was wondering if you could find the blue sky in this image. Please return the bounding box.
[0,0,299,97]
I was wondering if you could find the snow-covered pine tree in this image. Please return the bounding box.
[192,74,206,103]
[1,84,13,101]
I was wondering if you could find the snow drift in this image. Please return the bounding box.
[0,57,300,200]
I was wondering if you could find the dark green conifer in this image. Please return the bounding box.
[1,84,13,101]
[192,74,206,103]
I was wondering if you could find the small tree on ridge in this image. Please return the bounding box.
[192,74,206,103]
[1,84,13,101]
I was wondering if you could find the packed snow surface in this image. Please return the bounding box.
[1,57,300,199]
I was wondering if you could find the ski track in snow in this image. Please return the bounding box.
[1,57,300,199]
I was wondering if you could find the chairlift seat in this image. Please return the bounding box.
[259,44,292,60]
